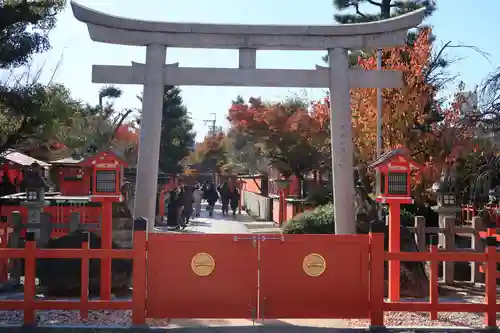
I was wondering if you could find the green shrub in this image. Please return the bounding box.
[282,203,334,234]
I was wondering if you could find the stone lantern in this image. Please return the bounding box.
[22,162,49,243]
[432,180,456,207]
[431,169,460,247]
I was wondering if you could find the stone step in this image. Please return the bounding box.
[248,227,282,234]
[243,221,277,229]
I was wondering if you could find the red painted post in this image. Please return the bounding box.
[278,190,284,225]
[429,235,438,320]
[369,232,385,327]
[80,238,90,320]
[100,201,112,300]
[388,203,401,302]
[0,224,8,283]
[282,188,288,223]
[132,217,148,325]
[158,189,165,218]
[484,237,497,328]
[24,232,36,325]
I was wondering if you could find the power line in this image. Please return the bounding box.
[203,113,217,134]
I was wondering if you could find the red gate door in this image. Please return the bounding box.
[146,234,258,318]
[259,234,370,319]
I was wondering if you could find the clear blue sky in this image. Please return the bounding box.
[26,0,500,141]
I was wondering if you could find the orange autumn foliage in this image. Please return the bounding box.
[351,28,433,163]
[188,132,228,169]
[311,29,473,177]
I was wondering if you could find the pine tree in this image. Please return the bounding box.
[158,87,196,175]
[232,95,245,105]
[326,0,436,65]
[333,0,435,24]
[0,0,66,68]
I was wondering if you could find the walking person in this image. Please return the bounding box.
[166,189,181,229]
[229,187,240,216]
[219,182,230,216]
[193,184,203,217]
[180,184,194,226]
[205,183,219,217]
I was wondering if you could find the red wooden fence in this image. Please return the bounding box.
[370,233,500,328]
[0,218,147,326]
[0,230,498,327]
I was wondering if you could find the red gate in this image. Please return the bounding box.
[146,233,370,319]
[146,233,258,318]
[258,234,370,319]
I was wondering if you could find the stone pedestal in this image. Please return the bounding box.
[431,205,461,246]
[431,205,461,284]
[21,200,49,246]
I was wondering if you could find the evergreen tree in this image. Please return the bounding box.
[232,95,245,105]
[158,87,196,175]
[0,0,66,68]
[326,0,436,65]
[333,0,435,24]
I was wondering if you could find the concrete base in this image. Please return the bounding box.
[0,324,497,332]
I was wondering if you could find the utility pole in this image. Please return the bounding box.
[203,113,217,134]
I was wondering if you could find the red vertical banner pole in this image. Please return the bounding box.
[429,235,438,320]
[278,189,284,225]
[369,232,385,327]
[132,217,148,325]
[388,203,401,301]
[23,232,36,325]
[100,201,112,300]
[80,239,90,320]
[159,189,165,218]
[484,237,497,329]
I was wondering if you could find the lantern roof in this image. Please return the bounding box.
[79,150,128,167]
[51,150,128,167]
[1,149,50,168]
[368,148,422,171]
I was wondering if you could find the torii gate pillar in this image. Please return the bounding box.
[327,48,354,232]
[134,44,166,230]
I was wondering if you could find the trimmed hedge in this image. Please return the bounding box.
[282,203,334,234]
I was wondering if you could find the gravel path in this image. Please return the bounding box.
[345,312,499,329]
[0,310,135,326]
[0,308,498,328]
[345,294,500,329]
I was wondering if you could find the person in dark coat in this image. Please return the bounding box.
[229,187,240,216]
[205,183,219,217]
[219,182,230,216]
[179,185,194,225]
[166,189,181,228]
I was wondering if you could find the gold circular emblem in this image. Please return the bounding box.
[303,253,326,277]
[191,252,215,276]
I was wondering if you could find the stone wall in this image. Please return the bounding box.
[241,190,272,221]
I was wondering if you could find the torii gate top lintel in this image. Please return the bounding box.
[72,0,426,235]
[71,1,425,50]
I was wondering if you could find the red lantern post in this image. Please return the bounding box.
[369,149,422,302]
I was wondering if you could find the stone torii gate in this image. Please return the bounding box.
[72,1,425,234]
